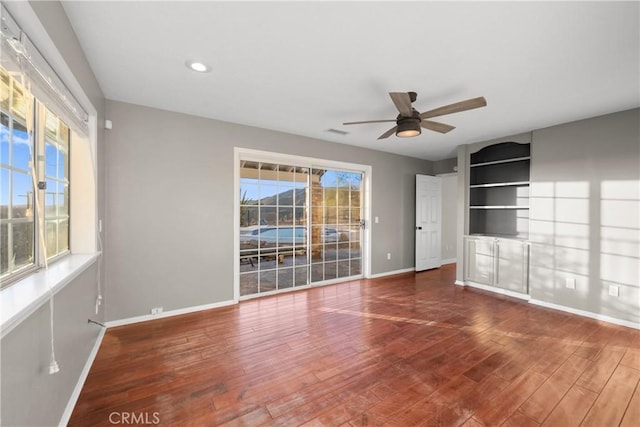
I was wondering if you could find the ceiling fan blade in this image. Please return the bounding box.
[377,126,398,140]
[389,92,413,117]
[421,120,455,134]
[342,119,396,125]
[420,96,487,119]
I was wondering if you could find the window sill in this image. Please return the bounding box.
[0,253,100,339]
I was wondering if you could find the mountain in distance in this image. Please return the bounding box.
[241,188,306,206]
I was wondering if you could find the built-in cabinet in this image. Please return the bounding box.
[464,236,495,285]
[463,141,531,296]
[465,236,530,294]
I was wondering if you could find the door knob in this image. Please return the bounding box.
[416,226,422,230]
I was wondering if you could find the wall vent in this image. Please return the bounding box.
[326,128,349,135]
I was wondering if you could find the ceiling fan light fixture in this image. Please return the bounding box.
[396,118,421,138]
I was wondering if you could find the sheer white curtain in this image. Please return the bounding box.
[1,3,88,137]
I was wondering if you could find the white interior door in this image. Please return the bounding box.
[415,174,442,271]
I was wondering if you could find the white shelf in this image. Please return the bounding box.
[470,156,531,168]
[466,234,530,240]
[470,181,530,188]
[470,206,529,209]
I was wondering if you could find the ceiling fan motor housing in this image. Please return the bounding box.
[396,110,422,137]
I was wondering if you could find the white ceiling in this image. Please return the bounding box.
[61,1,639,161]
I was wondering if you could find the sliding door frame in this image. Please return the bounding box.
[233,147,372,302]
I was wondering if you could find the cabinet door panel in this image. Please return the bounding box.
[466,238,494,285]
[496,239,528,293]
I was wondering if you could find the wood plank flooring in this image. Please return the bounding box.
[69,264,640,426]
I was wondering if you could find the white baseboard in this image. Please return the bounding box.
[529,299,640,330]
[460,280,531,301]
[369,267,415,279]
[105,300,236,328]
[454,280,465,286]
[61,300,235,424]
[370,262,457,280]
[59,326,106,426]
[238,276,359,301]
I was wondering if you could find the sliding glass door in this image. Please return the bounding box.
[239,162,309,296]
[239,160,363,298]
[310,169,362,283]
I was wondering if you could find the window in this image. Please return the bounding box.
[41,105,70,259]
[0,67,71,287]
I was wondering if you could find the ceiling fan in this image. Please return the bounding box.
[343,92,487,140]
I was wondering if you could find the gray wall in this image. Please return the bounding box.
[104,101,432,321]
[1,265,101,426]
[439,174,458,262]
[529,108,639,324]
[433,157,457,175]
[0,1,106,426]
[456,109,639,325]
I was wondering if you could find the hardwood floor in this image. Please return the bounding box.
[69,264,640,426]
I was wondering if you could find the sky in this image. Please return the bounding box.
[1,119,65,207]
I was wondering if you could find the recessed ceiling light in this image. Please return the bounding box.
[186,60,211,73]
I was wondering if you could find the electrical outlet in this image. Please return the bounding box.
[608,285,619,297]
[565,278,576,289]
[387,253,391,260]
[151,307,163,315]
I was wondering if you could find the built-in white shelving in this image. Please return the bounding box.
[469,206,530,210]
[469,181,529,189]
[469,156,531,168]
[468,142,531,238]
